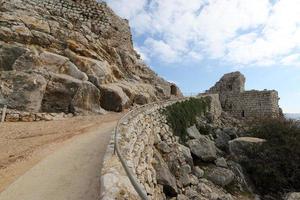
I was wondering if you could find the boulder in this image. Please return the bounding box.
[187,137,217,162]
[187,125,201,139]
[0,43,27,71]
[152,149,178,197]
[194,166,204,178]
[229,137,266,162]
[223,127,238,139]
[207,167,235,187]
[178,144,194,167]
[215,129,231,152]
[177,194,189,200]
[39,51,88,81]
[0,71,47,112]
[285,193,300,200]
[21,15,50,33]
[66,50,115,86]
[215,157,228,168]
[99,84,130,112]
[133,94,149,105]
[41,73,104,114]
[156,141,172,153]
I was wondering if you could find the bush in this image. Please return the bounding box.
[241,118,300,197]
[161,97,210,142]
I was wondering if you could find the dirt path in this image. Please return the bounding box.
[0,113,122,200]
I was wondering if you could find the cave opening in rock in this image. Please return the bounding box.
[170,85,177,96]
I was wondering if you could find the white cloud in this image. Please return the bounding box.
[281,53,300,66]
[144,38,179,62]
[106,0,300,66]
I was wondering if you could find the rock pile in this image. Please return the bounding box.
[0,107,73,122]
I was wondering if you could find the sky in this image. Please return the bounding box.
[104,0,300,113]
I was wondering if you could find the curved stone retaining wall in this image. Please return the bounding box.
[100,100,181,199]
[100,96,220,199]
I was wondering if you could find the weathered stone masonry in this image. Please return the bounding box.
[100,96,222,200]
[29,0,109,27]
[207,72,281,119]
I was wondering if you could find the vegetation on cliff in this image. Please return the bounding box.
[241,118,300,198]
[161,97,210,142]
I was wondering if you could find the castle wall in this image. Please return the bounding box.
[220,90,280,119]
[207,72,281,119]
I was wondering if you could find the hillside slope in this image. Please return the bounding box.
[0,0,181,114]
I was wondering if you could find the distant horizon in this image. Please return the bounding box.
[105,0,300,113]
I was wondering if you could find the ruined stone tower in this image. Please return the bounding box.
[207,72,281,119]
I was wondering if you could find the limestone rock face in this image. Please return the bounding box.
[0,0,182,114]
[0,71,47,112]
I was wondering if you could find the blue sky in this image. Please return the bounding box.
[105,0,300,113]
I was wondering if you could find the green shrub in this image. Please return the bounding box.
[241,118,300,197]
[161,97,210,142]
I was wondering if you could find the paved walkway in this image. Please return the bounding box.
[0,121,117,200]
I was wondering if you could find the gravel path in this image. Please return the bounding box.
[0,115,121,200]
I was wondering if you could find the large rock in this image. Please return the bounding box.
[99,84,130,112]
[41,74,104,114]
[152,149,178,197]
[215,129,231,152]
[187,137,217,162]
[0,71,47,112]
[39,51,88,81]
[207,167,235,187]
[0,43,27,71]
[229,137,266,162]
[186,125,201,139]
[66,50,115,86]
[178,144,194,167]
[285,192,300,200]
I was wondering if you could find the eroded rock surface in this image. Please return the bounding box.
[0,0,181,114]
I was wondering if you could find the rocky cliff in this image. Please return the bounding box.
[0,0,181,115]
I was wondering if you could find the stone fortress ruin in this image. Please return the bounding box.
[206,71,281,119]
